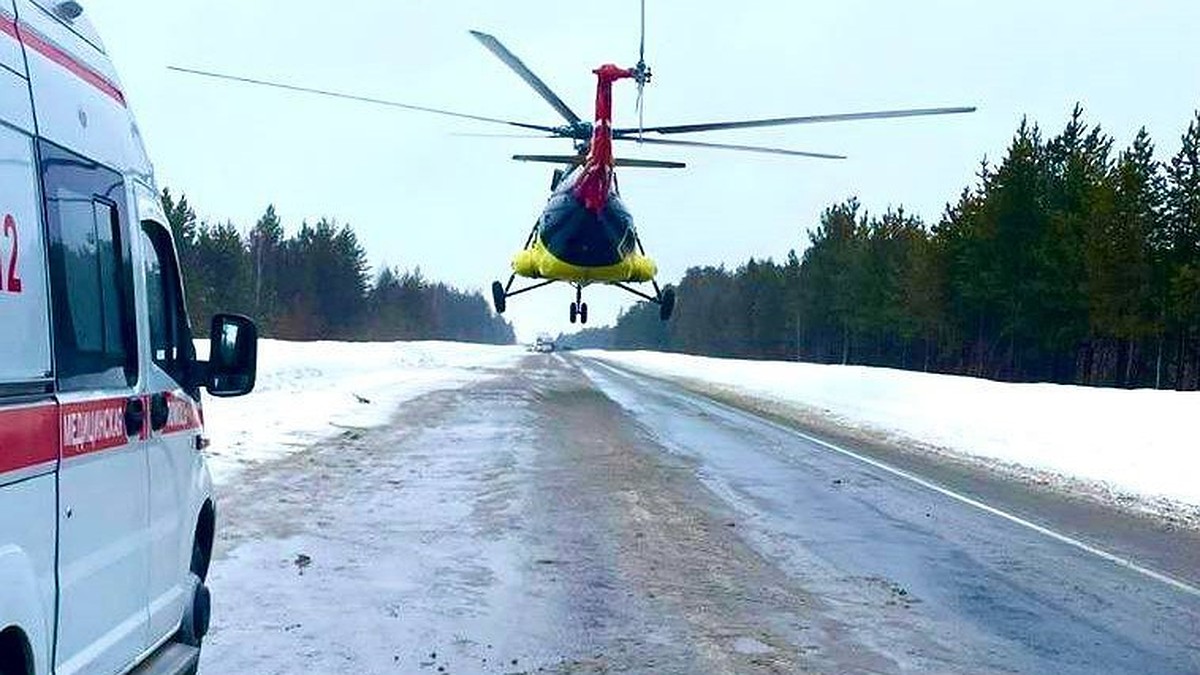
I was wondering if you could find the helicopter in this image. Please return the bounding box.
[171,5,975,325]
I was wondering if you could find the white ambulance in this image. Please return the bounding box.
[0,2,257,674]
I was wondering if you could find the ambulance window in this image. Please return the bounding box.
[41,142,137,391]
[141,222,193,388]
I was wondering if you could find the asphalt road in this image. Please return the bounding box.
[202,353,1200,674]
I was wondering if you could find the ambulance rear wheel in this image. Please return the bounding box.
[569,303,578,324]
[491,281,507,314]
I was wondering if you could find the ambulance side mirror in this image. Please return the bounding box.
[205,314,258,398]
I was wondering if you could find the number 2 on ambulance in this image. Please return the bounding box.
[1,214,21,294]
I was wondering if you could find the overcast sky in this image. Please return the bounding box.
[83,1,1200,341]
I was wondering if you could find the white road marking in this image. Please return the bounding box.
[584,359,1200,600]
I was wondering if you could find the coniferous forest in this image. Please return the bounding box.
[592,108,1200,390]
[161,191,515,345]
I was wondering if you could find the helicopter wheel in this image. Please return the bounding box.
[659,287,676,321]
[579,303,589,325]
[569,302,578,324]
[491,281,507,314]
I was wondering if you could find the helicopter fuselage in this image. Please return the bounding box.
[512,64,658,284]
[538,166,636,268]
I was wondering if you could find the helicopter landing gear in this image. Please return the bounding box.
[626,233,676,321]
[491,280,507,314]
[569,303,589,324]
[611,281,676,322]
[659,286,676,321]
[570,285,589,324]
[492,273,554,315]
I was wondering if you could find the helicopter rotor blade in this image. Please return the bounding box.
[469,30,584,128]
[636,87,646,142]
[513,154,685,169]
[614,106,977,136]
[614,136,846,159]
[512,154,585,165]
[168,66,560,134]
[614,157,685,169]
[450,132,560,139]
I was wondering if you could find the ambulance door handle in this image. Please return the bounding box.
[124,397,145,437]
[150,393,169,432]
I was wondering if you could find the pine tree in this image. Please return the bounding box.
[1163,113,1200,388]
[800,198,867,364]
[249,205,285,332]
[935,177,995,376]
[161,190,207,325]
[161,189,198,250]
[1040,106,1112,382]
[1086,128,1161,385]
[202,221,252,321]
[987,118,1050,379]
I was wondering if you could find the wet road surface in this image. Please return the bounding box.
[201,354,1200,674]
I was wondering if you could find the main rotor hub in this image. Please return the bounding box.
[633,62,652,86]
[562,121,593,139]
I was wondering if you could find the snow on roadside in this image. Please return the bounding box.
[198,340,522,486]
[580,350,1200,511]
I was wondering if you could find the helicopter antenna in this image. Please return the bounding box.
[634,0,649,143]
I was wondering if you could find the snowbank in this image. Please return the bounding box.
[199,340,521,486]
[580,350,1200,508]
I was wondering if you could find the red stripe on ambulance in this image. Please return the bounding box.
[0,8,126,106]
[0,404,58,475]
[0,12,16,42]
[162,391,202,435]
[61,398,129,457]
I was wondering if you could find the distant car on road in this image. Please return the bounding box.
[534,335,557,353]
[0,2,257,674]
